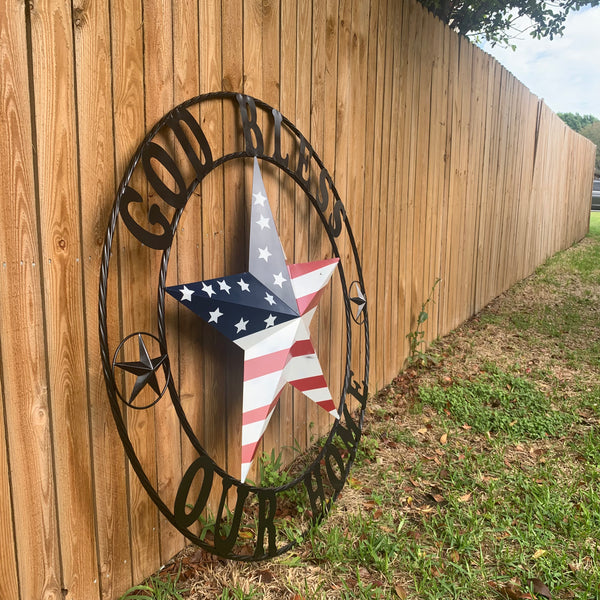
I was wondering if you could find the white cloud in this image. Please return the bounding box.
[481,6,600,117]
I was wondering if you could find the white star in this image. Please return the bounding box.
[208,307,223,323]
[238,278,250,292]
[273,272,287,287]
[256,215,270,230]
[264,314,276,328]
[253,191,267,206]
[264,293,276,306]
[201,282,215,297]
[180,285,194,302]
[258,246,272,262]
[218,280,231,294]
[235,317,249,333]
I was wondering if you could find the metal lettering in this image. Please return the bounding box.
[317,168,331,212]
[214,478,250,555]
[237,94,264,156]
[119,186,173,250]
[328,198,346,238]
[271,109,289,169]
[173,456,214,527]
[324,444,345,491]
[304,466,326,517]
[142,142,188,209]
[167,108,214,179]
[254,489,278,558]
[348,377,368,408]
[295,135,312,185]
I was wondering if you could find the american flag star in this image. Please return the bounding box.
[166,157,339,482]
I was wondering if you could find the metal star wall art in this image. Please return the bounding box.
[167,158,339,482]
[113,333,169,408]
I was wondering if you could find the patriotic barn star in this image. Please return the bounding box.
[166,158,339,482]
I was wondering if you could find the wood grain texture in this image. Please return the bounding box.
[72,0,133,597]
[0,3,56,599]
[28,0,100,598]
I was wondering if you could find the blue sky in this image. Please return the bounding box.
[481,5,600,117]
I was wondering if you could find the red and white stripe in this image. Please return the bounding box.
[235,258,339,482]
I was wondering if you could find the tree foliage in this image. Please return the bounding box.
[558,112,599,133]
[578,121,600,176]
[418,1,598,46]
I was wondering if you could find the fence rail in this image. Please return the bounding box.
[0,0,595,598]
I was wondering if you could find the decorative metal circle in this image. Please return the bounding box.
[349,280,367,325]
[99,92,369,560]
[111,332,170,410]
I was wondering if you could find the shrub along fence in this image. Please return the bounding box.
[0,0,595,598]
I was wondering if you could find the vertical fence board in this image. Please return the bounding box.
[29,0,100,597]
[374,0,394,387]
[0,3,56,599]
[72,0,133,597]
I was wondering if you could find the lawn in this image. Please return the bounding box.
[122,214,600,600]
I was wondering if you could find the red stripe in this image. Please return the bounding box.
[317,399,337,413]
[243,348,289,381]
[289,374,328,392]
[241,442,259,463]
[290,339,314,357]
[243,339,316,381]
[288,258,339,279]
[242,394,281,425]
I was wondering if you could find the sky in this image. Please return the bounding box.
[481,4,600,117]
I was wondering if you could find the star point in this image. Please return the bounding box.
[180,285,194,302]
[238,278,250,292]
[235,317,249,333]
[256,215,270,230]
[218,279,231,294]
[258,246,272,262]
[208,307,223,323]
[252,190,267,206]
[273,272,287,287]
[264,293,276,306]
[201,282,215,297]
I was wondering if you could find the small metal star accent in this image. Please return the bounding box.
[351,284,366,319]
[115,334,167,406]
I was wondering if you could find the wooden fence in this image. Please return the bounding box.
[0,0,596,598]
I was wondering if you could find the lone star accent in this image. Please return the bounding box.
[115,334,167,405]
[166,157,340,482]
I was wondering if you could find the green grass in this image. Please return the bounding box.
[119,569,186,600]
[418,368,576,440]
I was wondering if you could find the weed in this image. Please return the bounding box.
[119,567,185,600]
[406,278,441,367]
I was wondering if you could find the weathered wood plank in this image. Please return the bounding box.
[72,0,132,596]
[29,0,100,597]
[0,3,55,599]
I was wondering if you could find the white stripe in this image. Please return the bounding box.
[242,406,276,446]
[290,262,338,298]
[284,354,325,382]
[300,387,332,403]
[236,318,300,357]
[242,371,285,412]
